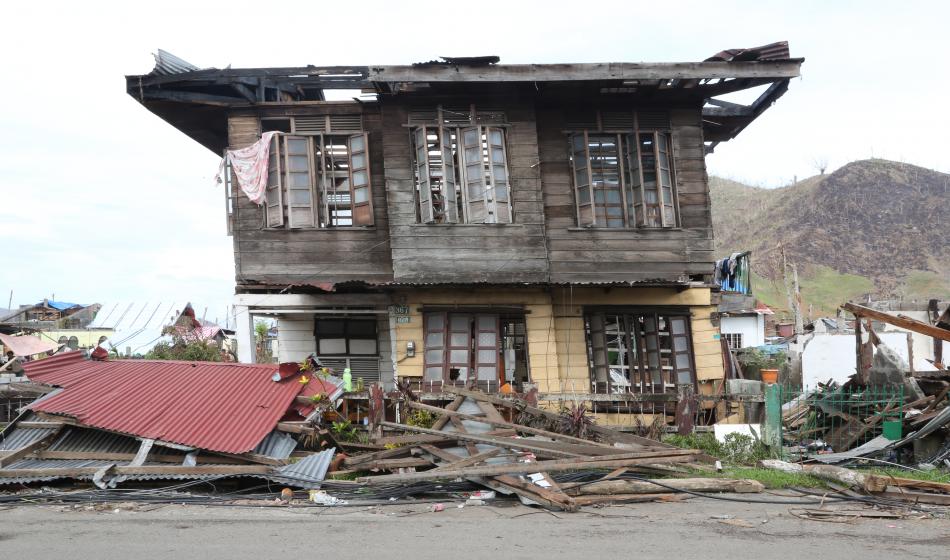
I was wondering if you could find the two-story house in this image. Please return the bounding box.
[127,44,802,423]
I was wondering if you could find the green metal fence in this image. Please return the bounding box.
[778,384,904,459]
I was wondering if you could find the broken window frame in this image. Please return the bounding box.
[723,332,743,350]
[423,311,526,387]
[568,111,678,228]
[314,317,379,356]
[584,308,696,395]
[411,105,513,225]
[259,115,374,229]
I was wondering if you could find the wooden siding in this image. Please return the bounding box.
[537,105,715,283]
[228,105,395,287]
[380,99,549,283]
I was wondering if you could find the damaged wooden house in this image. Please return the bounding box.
[125,43,803,427]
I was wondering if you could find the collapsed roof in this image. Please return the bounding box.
[126,42,803,154]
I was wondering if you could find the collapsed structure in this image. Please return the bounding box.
[124,44,803,426]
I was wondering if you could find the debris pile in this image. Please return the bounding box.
[0,353,769,511]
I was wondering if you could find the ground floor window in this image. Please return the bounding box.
[723,332,743,350]
[423,311,529,388]
[584,309,695,394]
[314,317,381,382]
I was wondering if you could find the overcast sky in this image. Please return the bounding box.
[2,1,947,319]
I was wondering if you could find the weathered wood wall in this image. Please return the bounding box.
[536,104,715,283]
[227,104,394,288]
[380,96,549,283]
[227,95,716,289]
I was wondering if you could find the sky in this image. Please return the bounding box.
[1,1,947,319]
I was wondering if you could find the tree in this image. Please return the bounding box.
[145,335,222,362]
[254,320,273,363]
[811,156,829,175]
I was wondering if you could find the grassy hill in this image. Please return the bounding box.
[710,159,950,318]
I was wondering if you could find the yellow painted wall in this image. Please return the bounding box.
[391,286,724,392]
[32,329,113,349]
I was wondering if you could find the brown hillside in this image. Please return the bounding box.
[711,159,950,310]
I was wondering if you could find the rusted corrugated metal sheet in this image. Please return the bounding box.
[28,359,308,455]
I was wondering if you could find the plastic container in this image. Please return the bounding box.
[760,369,779,384]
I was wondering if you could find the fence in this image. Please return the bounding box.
[779,384,904,458]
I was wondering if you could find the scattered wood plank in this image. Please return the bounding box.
[572,493,678,506]
[430,396,465,431]
[430,448,502,471]
[405,400,619,450]
[379,421,585,459]
[357,450,700,484]
[0,427,62,467]
[568,477,764,496]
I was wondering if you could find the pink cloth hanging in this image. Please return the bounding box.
[215,131,280,205]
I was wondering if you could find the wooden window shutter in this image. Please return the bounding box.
[284,135,316,229]
[474,314,500,381]
[264,134,284,227]
[625,134,645,227]
[423,312,448,381]
[414,127,436,224]
[460,126,489,223]
[484,127,512,224]
[348,133,374,226]
[656,132,676,227]
[587,314,609,386]
[668,316,695,386]
[439,126,459,224]
[446,314,473,382]
[570,132,595,227]
[641,314,664,392]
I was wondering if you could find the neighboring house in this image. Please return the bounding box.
[90,301,232,356]
[126,44,802,418]
[0,300,104,351]
[719,296,773,349]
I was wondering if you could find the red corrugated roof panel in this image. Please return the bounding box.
[22,351,86,377]
[28,358,306,454]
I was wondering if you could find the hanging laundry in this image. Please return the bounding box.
[214,131,280,205]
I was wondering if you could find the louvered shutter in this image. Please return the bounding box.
[414,127,435,224]
[284,135,316,229]
[348,133,374,226]
[641,314,664,391]
[446,314,473,382]
[570,132,595,226]
[440,126,459,223]
[484,127,512,224]
[460,127,489,223]
[265,134,284,227]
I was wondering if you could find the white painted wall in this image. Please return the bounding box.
[276,316,316,362]
[720,314,765,348]
[878,310,949,370]
[802,331,915,387]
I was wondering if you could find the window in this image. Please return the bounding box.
[411,106,512,224]
[723,332,743,350]
[423,312,528,385]
[585,310,695,394]
[314,318,378,356]
[260,115,373,228]
[569,111,677,228]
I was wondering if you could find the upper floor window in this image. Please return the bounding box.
[260,115,373,228]
[568,111,677,228]
[411,106,512,224]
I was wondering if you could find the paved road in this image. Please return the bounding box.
[2,497,948,559]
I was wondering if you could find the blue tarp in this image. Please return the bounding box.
[45,300,82,311]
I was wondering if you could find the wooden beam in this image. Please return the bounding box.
[276,422,316,434]
[843,303,950,343]
[15,422,64,429]
[357,452,698,484]
[451,388,669,448]
[568,477,764,496]
[405,400,618,449]
[0,428,62,467]
[368,61,802,83]
[379,421,583,459]
[429,448,503,471]
[430,396,465,431]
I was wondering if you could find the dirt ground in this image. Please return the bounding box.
[2,495,948,559]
